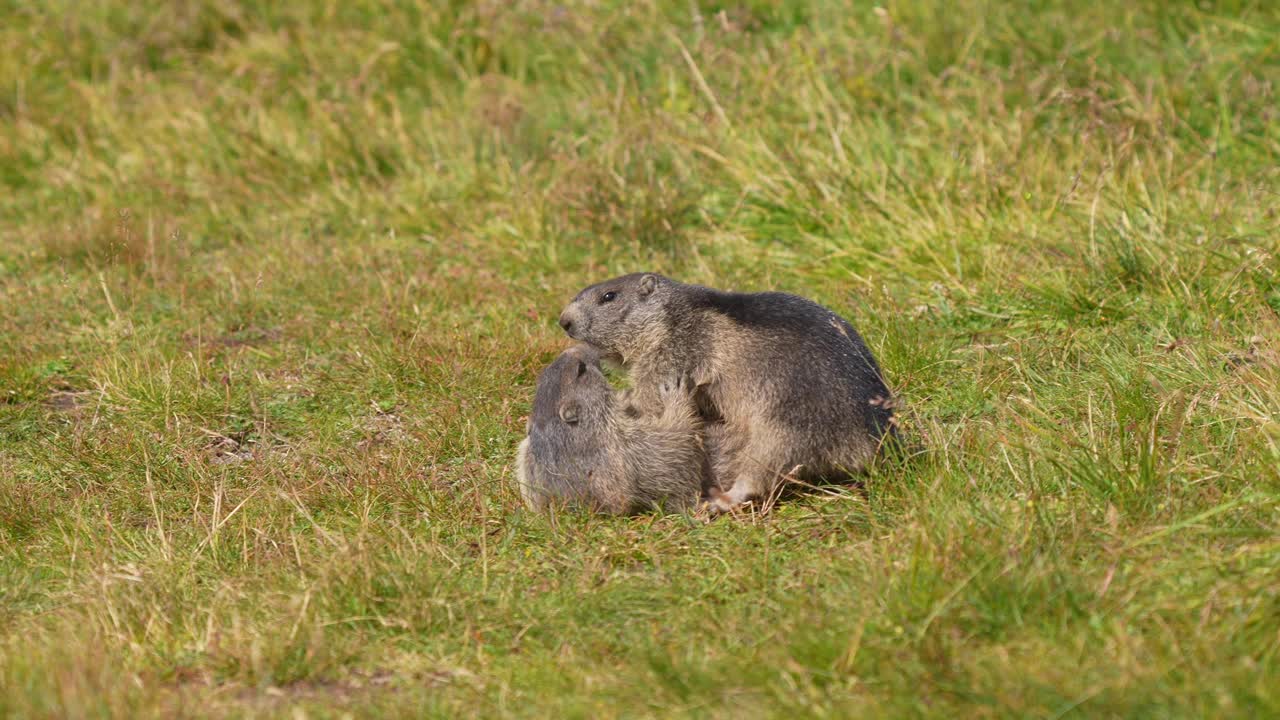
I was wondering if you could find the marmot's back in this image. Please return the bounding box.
[688,287,894,440]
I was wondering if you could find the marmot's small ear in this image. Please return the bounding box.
[559,401,580,424]
[638,274,659,297]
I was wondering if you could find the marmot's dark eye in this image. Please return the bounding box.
[600,291,617,303]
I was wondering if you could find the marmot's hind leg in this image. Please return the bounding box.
[704,420,791,513]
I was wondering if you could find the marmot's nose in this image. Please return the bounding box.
[558,312,573,333]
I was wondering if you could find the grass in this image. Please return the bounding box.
[1,0,1278,717]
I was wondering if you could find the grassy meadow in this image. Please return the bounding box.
[2,0,1279,717]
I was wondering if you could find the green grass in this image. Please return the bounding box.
[2,0,1278,717]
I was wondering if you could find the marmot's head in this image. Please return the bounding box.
[529,344,612,433]
[523,344,613,512]
[558,273,670,359]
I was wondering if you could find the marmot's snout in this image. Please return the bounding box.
[558,306,583,338]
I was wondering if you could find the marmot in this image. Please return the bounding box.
[515,343,705,514]
[557,273,895,512]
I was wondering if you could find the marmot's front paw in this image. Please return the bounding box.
[658,372,695,400]
[657,374,681,398]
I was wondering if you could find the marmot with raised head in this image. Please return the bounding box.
[515,343,705,514]
[557,273,895,512]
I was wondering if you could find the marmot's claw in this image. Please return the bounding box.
[658,372,689,399]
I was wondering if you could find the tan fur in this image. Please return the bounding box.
[516,348,706,515]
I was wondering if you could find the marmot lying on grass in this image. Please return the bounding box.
[515,344,705,514]
[558,273,895,512]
